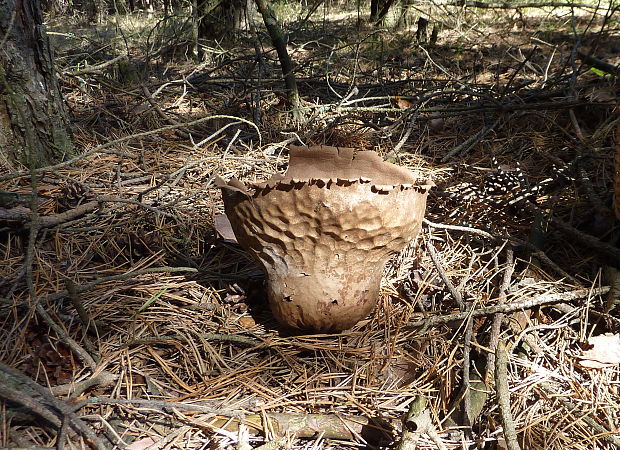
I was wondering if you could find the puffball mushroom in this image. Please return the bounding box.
[217,145,432,332]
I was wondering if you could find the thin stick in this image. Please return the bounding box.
[397,396,448,450]
[0,363,107,450]
[495,340,521,450]
[50,371,118,398]
[441,116,502,162]
[84,397,245,418]
[423,218,495,239]
[486,248,514,384]
[66,279,98,337]
[403,287,609,331]
[65,53,128,76]
[24,170,39,303]
[461,314,474,428]
[35,304,98,371]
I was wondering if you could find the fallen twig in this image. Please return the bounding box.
[83,400,392,443]
[50,371,118,397]
[403,287,609,330]
[485,247,514,383]
[64,53,128,76]
[0,363,108,450]
[442,1,604,11]
[441,117,503,162]
[461,314,474,428]
[34,303,98,371]
[577,50,620,77]
[84,397,244,418]
[397,396,447,450]
[495,341,521,450]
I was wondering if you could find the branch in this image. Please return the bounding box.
[495,341,521,450]
[0,363,108,450]
[403,287,609,330]
[64,53,128,76]
[50,371,118,397]
[427,239,465,309]
[397,396,448,450]
[83,401,393,443]
[443,1,603,11]
[35,303,98,371]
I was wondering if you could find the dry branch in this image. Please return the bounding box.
[427,239,465,309]
[82,401,391,443]
[397,396,447,450]
[64,53,128,76]
[485,248,514,384]
[0,363,108,450]
[35,303,98,370]
[50,371,118,397]
[84,398,245,418]
[577,50,620,77]
[403,287,610,331]
[495,341,520,450]
[443,1,604,10]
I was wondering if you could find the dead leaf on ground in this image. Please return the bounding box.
[126,437,159,450]
[577,333,620,368]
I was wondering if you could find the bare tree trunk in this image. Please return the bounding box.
[374,0,396,25]
[195,0,247,42]
[254,0,303,122]
[0,0,74,170]
[86,0,107,23]
[230,0,246,30]
[191,0,200,59]
[370,0,379,21]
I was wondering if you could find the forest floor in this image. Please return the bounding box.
[1,2,620,449]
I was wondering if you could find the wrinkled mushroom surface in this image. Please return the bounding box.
[217,145,432,332]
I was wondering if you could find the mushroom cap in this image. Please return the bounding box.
[217,145,432,332]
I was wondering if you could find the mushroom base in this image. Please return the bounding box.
[266,268,383,332]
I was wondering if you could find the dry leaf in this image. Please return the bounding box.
[126,437,159,450]
[577,333,620,368]
[214,214,238,244]
[394,96,414,109]
[238,316,256,328]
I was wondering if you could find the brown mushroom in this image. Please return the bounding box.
[217,145,432,332]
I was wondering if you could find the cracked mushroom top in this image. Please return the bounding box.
[217,145,433,196]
